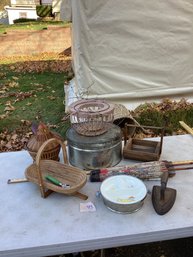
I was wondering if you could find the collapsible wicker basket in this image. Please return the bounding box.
[25,138,87,199]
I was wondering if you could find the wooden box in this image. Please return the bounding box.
[123,125,164,161]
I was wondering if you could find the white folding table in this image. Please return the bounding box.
[1,134,193,257]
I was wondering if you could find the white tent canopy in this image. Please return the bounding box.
[64,0,193,109]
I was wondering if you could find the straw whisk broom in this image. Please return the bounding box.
[89,160,193,182]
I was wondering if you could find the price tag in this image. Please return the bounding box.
[80,202,96,212]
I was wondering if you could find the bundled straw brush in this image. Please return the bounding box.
[89,160,193,182]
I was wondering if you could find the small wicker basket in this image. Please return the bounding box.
[25,138,87,199]
[113,103,136,138]
[26,123,63,162]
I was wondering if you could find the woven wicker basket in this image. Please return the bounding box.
[69,99,115,136]
[113,103,136,137]
[27,145,60,162]
[25,138,87,199]
[26,123,63,162]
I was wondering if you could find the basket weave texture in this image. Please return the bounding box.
[25,138,87,198]
[113,103,137,137]
[26,123,63,161]
[69,99,115,136]
[113,103,134,122]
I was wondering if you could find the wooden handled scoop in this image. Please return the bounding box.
[152,172,177,215]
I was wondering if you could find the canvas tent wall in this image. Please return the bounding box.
[65,0,193,109]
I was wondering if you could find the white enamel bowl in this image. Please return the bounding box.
[100,175,147,213]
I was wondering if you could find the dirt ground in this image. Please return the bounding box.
[0,26,71,56]
[1,27,193,257]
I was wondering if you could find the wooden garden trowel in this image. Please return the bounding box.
[152,171,176,215]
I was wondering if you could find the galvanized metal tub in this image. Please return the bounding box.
[100,175,147,214]
[66,124,122,170]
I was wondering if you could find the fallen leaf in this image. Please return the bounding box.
[0,114,7,120]
[47,96,56,100]
[0,140,6,146]
[21,120,32,126]
[12,76,19,80]
[4,105,15,111]
[5,141,12,149]
[11,134,18,140]
[0,90,6,94]
[5,101,12,105]
[0,72,6,79]
[10,65,15,70]
[8,81,19,88]
[26,132,33,137]
[37,88,44,91]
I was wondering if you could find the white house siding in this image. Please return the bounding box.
[5,6,38,24]
[10,0,40,6]
[6,0,52,25]
[42,0,52,5]
[10,0,51,7]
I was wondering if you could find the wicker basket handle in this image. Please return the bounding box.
[36,138,68,167]
[35,138,69,198]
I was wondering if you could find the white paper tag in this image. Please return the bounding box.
[80,202,96,212]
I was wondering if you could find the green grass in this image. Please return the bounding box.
[1,57,193,141]
[0,67,70,138]
[1,65,193,139]
[0,21,71,34]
